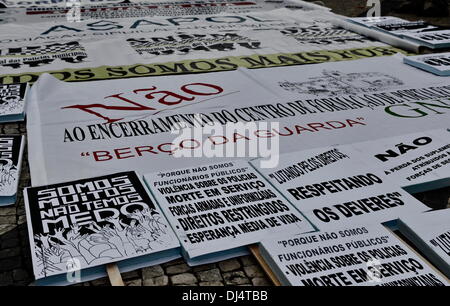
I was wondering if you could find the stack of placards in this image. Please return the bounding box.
[259,223,448,286]
[144,160,316,265]
[0,135,25,206]
[0,83,27,122]
[398,209,450,279]
[347,16,450,49]
[404,53,450,76]
[24,171,180,285]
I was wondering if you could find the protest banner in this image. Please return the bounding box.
[24,171,180,285]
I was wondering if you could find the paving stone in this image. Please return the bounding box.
[0,272,13,285]
[199,281,224,286]
[166,263,191,275]
[196,268,222,282]
[171,273,198,286]
[240,255,257,267]
[0,247,20,258]
[162,258,185,267]
[126,279,142,286]
[218,259,241,272]
[90,277,110,286]
[143,275,169,286]
[0,257,21,272]
[0,216,16,224]
[12,269,29,281]
[1,238,20,249]
[0,225,16,236]
[192,263,216,272]
[244,265,265,278]
[121,270,140,280]
[17,215,27,225]
[223,271,250,285]
[252,277,271,286]
[0,207,16,216]
[142,265,164,279]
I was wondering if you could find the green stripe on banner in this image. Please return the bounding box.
[0,46,411,85]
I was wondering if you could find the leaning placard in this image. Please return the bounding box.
[144,160,316,265]
[259,223,448,286]
[404,52,450,76]
[339,129,450,193]
[24,171,180,286]
[398,208,450,279]
[251,146,431,230]
[0,135,25,206]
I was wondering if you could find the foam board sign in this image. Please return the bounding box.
[404,52,450,76]
[398,208,450,278]
[26,57,450,186]
[24,171,180,285]
[0,83,27,122]
[259,223,448,286]
[339,129,450,193]
[251,145,432,230]
[0,135,25,206]
[144,160,315,265]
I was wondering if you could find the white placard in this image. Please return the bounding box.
[251,145,431,230]
[399,209,450,278]
[144,160,315,261]
[260,223,448,286]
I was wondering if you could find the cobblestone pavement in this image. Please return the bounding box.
[1,1,450,286]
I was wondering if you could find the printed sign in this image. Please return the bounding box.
[144,160,315,263]
[251,145,434,229]
[259,223,448,286]
[338,129,450,193]
[0,135,24,205]
[24,171,180,283]
[0,82,27,121]
[26,57,450,186]
[404,52,450,76]
[0,9,394,84]
[399,209,450,278]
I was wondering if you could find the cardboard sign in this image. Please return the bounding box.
[24,171,180,285]
[259,223,448,286]
[398,209,450,278]
[0,135,24,206]
[404,52,450,76]
[144,160,315,265]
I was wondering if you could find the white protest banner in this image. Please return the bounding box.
[259,223,448,286]
[144,160,315,264]
[26,57,450,186]
[404,52,450,76]
[26,70,277,124]
[399,209,450,278]
[0,9,398,84]
[0,0,122,7]
[241,55,445,100]
[0,0,325,24]
[24,171,180,285]
[338,129,450,193]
